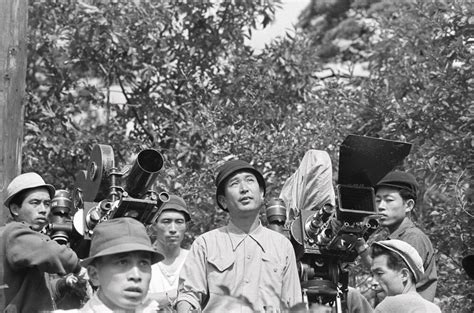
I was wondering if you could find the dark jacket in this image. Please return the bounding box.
[0,222,80,313]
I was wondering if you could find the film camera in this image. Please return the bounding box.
[266,135,412,311]
[43,144,169,258]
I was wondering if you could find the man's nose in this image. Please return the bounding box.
[128,265,143,282]
[239,181,249,193]
[38,202,49,214]
[377,200,386,210]
[371,280,381,291]
[169,222,177,232]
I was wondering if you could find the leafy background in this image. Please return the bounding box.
[25,0,472,311]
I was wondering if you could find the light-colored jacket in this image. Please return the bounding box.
[177,221,302,312]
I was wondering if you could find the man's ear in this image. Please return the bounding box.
[400,268,411,283]
[9,204,20,218]
[404,199,415,213]
[217,194,227,210]
[87,264,100,287]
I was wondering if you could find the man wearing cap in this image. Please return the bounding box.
[0,172,82,312]
[370,239,441,312]
[147,194,191,308]
[58,217,164,312]
[177,159,302,313]
[357,171,437,301]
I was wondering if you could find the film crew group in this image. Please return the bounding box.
[1,167,442,312]
[355,171,438,303]
[0,173,86,312]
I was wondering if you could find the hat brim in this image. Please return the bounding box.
[81,242,164,267]
[4,184,56,208]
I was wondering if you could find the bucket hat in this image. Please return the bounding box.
[215,159,266,211]
[4,172,55,207]
[81,217,163,267]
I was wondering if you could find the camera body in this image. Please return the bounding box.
[285,188,379,304]
[75,144,169,239]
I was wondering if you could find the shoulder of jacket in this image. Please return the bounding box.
[401,226,431,242]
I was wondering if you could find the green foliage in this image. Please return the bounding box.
[299,0,472,311]
[26,0,279,236]
[359,1,473,310]
[25,0,472,311]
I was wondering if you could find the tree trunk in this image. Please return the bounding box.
[0,0,27,225]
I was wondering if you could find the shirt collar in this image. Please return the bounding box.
[226,220,266,252]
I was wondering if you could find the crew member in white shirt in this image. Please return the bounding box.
[148,195,190,309]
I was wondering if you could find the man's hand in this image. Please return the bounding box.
[354,238,370,255]
[354,238,372,268]
[57,267,91,302]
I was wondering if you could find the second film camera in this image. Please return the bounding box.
[267,135,412,311]
[44,144,169,258]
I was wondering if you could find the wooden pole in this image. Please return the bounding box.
[0,0,28,225]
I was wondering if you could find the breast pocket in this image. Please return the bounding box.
[206,255,235,295]
[261,254,285,298]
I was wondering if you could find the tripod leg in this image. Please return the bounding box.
[335,286,342,313]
